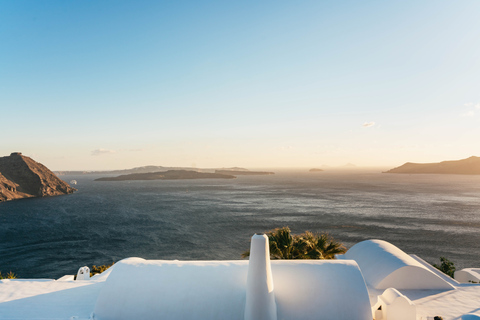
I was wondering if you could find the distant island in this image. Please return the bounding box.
[214,170,274,176]
[0,153,76,202]
[56,166,200,176]
[309,168,324,172]
[95,170,236,181]
[56,166,273,176]
[386,156,480,175]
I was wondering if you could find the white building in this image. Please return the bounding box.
[1,236,480,320]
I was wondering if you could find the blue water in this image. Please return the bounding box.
[1,171,480,278]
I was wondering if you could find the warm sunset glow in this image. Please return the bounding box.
[1,1,479,170]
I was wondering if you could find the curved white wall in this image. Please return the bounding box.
[93,258,372,320]
[272,260,372,320]
[93,258,248,320]
[455,268,480,283]
[373,288,416,320]
[343,240,454,290]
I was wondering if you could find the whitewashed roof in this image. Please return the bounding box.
[93,258,371,320]
[341,239,454,290]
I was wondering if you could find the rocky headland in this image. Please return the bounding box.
[95,170,236,181]
[386,156,480,175]
[0,153,76,202]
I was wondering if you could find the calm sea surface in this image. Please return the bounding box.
[1,171,480,278]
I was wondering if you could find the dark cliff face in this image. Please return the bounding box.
[0,153,76,202]
[0,172,22,201]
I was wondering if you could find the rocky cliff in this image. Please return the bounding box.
[0,153,76,202]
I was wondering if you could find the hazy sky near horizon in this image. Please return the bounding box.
[1,1,479,170]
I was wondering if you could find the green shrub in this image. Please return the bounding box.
[242,226,346,260]
[433,257,455,278]
[90,262,114,277]
[0,271,17,279]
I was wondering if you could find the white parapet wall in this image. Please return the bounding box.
[372,288,416,320]
[455,268,480,283]
[93,258,249,320]
[340,240,455,290]
[92,258,372,320]
[271,259,372,320]
[93,236,372,320]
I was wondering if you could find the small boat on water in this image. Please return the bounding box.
[70,180,77,185]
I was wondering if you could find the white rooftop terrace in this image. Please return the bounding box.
[1,236,479,320]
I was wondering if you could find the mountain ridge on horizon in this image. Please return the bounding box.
[54,166,250,176]
[386,156,480,175]
[55,163,377,174]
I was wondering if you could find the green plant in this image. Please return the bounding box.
[433,257,456,278]
[90,262,114,277]
[242,226,346,260]
[0,271,17,279]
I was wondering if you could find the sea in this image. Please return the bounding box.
[1,170,480,279]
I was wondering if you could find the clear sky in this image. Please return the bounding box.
[1,1,479,170]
